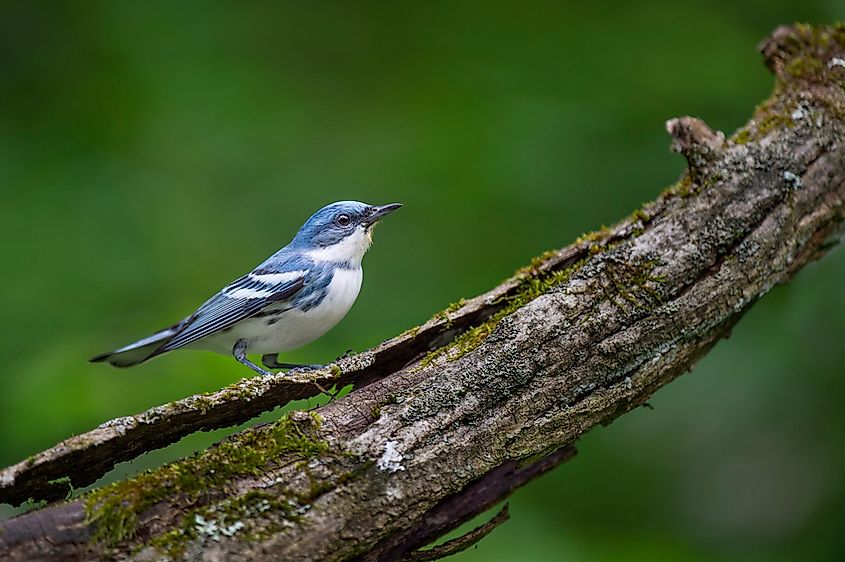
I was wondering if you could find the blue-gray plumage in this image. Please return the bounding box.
[91,201,401,376]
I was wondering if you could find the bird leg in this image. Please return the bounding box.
[233,340,275,377]
[261,353,322,372]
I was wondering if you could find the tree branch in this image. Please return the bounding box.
[401,504,511,562]
[2,22,844,562]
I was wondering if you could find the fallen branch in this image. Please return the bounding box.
[0,232,599,507]
[1,22,844,562]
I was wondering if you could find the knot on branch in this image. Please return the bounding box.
[666,116,725,171]
[759,24,845,83]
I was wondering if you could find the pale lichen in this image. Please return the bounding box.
[376,441,406,473]
[783,170,803,189]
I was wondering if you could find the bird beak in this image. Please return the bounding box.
[364,203,402,227]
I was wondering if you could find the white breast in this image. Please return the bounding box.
[308,267,363,331]
[205,267,364,355]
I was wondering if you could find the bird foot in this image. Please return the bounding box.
[261,353,322,372]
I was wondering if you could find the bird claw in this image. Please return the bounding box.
[286,364,323,375]
[261,353,323,372]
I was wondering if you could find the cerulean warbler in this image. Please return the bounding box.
[91,201,401,376]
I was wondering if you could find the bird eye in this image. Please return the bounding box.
[335,214,351,227]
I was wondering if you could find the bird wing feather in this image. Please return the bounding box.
[155,273,307,353]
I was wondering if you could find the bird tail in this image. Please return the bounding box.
[89,324,181,368]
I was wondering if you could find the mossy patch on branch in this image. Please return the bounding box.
[417,256,589,368]
[731,95,796,145]
[433,298,468,328]
[598,257,667,315]
[415,201,667,370]
[775,22,845,82]
[370,394,399,420]
[661,173,697,199]
[147,490,300,558]
[84,412,328,548]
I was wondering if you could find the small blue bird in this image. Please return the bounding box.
[91,201,401,376]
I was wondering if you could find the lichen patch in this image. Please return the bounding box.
[377,441,406,473]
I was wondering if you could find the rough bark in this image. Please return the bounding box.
[2,23,845,562]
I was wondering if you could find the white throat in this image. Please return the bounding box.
[305,226,372,267]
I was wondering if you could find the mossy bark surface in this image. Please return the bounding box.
[2,23,845,562]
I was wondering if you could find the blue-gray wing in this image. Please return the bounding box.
[155,273,306,353]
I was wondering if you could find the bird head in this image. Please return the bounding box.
[291,201,402,266]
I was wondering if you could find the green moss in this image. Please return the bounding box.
[733,24,845,140]
[192,395,215,414]
[731,96,795,145]
[758,110,793,137]
[413,212,672,370]
[84,412,328,547]
[778,24,845,82]
[215,380,263,403]
[445,298,467,313]
[400,325,421,339]
[575,227,610,246]
[600,258,666,314]
[370,394,399,420]
[661,168,726,201]
[527,249,562,270]
[147,526,191,558]
[732,127,752,144]
[662,174,695,199]
[299,458,364,508]
[785,55,825,79]
[46,476,73,500]
[513,250,560,279]
[628,206,655,237]
[147,490,299,558]
[433,298,469,328]
[418,258,588,368]
[148,461,371,558]
[632,208,650,223]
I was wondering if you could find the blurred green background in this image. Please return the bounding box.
[1,1,844,560]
